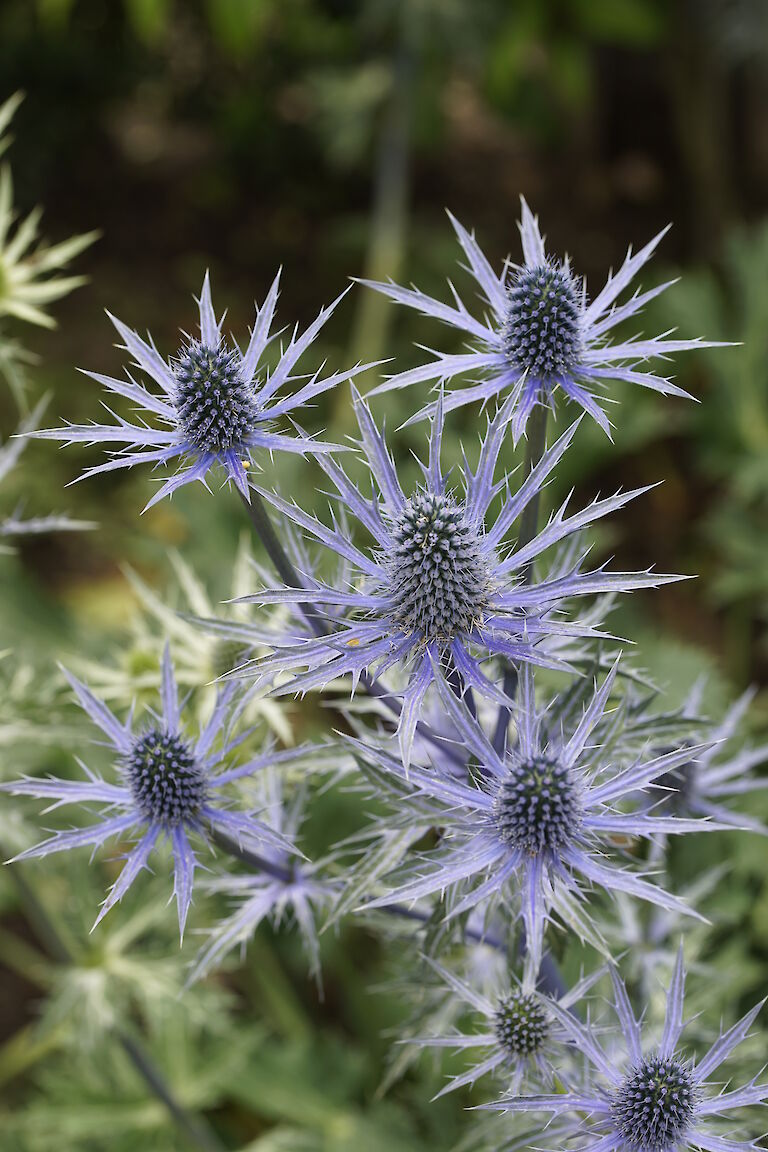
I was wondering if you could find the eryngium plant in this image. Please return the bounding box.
[3,192,767,1152]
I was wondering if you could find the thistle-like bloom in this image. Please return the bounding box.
[410,957,602,1098]
[361,662,722,969]
[657,685,768,835]
[33,272,367,509]
[363,198,723,440]
[246,391,679,764]
[488,948,768,1152]
[1,648,300,936]
[189,770,336,986]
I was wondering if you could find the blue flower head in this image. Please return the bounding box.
[34,272,368,509]
[188,768,337,988]
[363,198,727,440]
[411,956,604,1099]
[360,662,725,970]
[246,391,681,765]
[488,947,768,1152]
[2,646,302,937]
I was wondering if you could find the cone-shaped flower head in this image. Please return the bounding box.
[486,948,768,1152]
[1,646,305,937]
[33,272,370,509]
[245,391,682,766]
[410,956,603,1099]
[363,198,727,440]
[359,662,726,970]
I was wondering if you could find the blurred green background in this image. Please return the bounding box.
[2,1,768,1149]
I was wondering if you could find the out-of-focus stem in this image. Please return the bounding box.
[210,827,293,885]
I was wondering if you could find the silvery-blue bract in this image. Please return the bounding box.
[363,198,725,440]
[486,949,768,1152]
[189,769,337,986]
[655,682,768,834]
[245,390,682,765]
[358,662,727,971]
[33,273,369,509]
[1,647,306,937]
[410,956,604,1099]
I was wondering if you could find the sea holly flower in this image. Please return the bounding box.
[1,647,302,937]
[362,198,725,440]
[33,272,369,509]
[408,956,603,1098]
[487,948,768,1152]
[189,769,337,986]
[244,390,682,765]
[360,662,725,970]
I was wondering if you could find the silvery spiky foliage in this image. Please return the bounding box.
[189,770,337,987]
[488,948,768,1152]
[1,647,304,936]
[32,272,369,509]
[244,389,681,764]
[69,540,293,743]
[362,198,726,440]
[0,92,96,333]
[1,396,95,549]
[0,92,95,409]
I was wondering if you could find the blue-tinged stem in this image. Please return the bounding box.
[210,827,293,884]
[492,402,549,755]
[4,859,225,1152]
[369,904,565,999]
[238,489,327,639]
[485,404,571,1003]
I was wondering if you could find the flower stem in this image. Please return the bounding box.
[209,821,570,1002]
[237,488,327,639]
[210,827,293,884]
[4,860,226,1152]
[492,402,549,755]
[118,1033,226,1152]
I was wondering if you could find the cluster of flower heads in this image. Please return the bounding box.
[5,198,768,1151]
